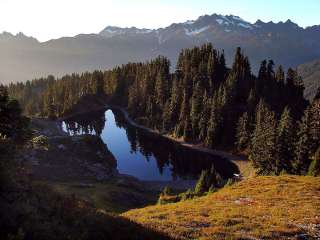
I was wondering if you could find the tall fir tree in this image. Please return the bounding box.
[294,107,313,174]
[236,112,250,151]
[250,99,277,174]
[276,107,295,173]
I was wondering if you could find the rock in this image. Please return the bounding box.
[295,234,309,240]
[58,144,67,150]
[75,183,95,188]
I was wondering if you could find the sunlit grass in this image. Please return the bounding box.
[123,176,320,239]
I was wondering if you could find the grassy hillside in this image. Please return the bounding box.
[124,176,320,239]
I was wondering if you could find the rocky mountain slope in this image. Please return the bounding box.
[1,13,320,84]
[298,59,320,100]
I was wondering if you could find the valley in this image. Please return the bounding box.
[0,5,319,239]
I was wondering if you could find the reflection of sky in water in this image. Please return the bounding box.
[62,109,239,181]
[62,110,173,181]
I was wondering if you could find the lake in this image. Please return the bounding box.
[62,109,238,181]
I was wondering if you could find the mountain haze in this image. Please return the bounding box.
[1,14,320,84]
[297,59,320,100]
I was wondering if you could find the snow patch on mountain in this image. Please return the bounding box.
[231,15,245,22]
[216,19,224,25]
[100,27,154,37]
[184,26,210,36]
[238,23,254,30]
[214,15,255,30]
[184,20,195,25]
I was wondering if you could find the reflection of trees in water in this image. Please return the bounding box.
[113,109,239,179]
[63,110,106,136]
[63,109,239,179]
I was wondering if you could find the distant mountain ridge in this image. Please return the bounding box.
[1,13,320,85]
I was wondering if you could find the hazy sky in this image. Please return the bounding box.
[0,0,319,42]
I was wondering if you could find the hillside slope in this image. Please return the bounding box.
[124,176,320,239]
[298,59,320,100]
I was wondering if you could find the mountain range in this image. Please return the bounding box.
[1,13,320,87]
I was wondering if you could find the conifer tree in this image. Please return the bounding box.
[308,147,320,176]
[168,78,181,126]
[198,91,210,141]
[294,107,313,174]
[256,60,268,95]
[183,115,193,142]
[276,107,295,173]
[195,165,220,194]
[205,103,220,148]
[162,100,172,132]
[236,112,250,151]
[155,71,167,107]
[250,99,277,174]
[190,82,203,137]
[309,97,320,154]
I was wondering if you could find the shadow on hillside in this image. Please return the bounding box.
[0,181,172,240]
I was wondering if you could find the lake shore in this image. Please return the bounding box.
[58,95,253,177]
[107,105,254,176]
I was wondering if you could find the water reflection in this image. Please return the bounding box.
[62,109,239,181]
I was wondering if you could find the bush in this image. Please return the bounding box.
[180,189,195,201]
[195,165,221,194]
[162,186,173,196]
[32,135,49,149]
[308,148,320,176]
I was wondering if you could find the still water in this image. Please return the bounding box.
[62,109,238,181]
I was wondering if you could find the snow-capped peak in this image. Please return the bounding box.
[184,20,195,25]
[214,14,255,30]
[99,26,155,38]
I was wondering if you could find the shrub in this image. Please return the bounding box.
[162,186,173,196]
[308,148,320,176]
[180,189,195,201]
[32,135,49,149]
[195,165,221,194]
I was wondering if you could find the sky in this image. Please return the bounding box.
[0,0,319,42]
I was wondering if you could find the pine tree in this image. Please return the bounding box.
[183,115,193,142]
[308,147,320,176]
[168,77,181,126]
[294,107,313,174]
[205,103,220,148]
[162,100,172,132]
[275,65,285,85]
[309,98,320,154]
[250,99,277,174]
[194,165,220,194]
[198,91,210,141]
[176,88,190,137]
[276,107,295,173]
[236,112,250,151]
[190,82,203,137]
[256,60,268,96]
[194,169,209,194]
[155,71,167,107]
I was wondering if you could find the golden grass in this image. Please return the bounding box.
[123,176,320,239]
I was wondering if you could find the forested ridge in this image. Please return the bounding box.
[7,44,320,176]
